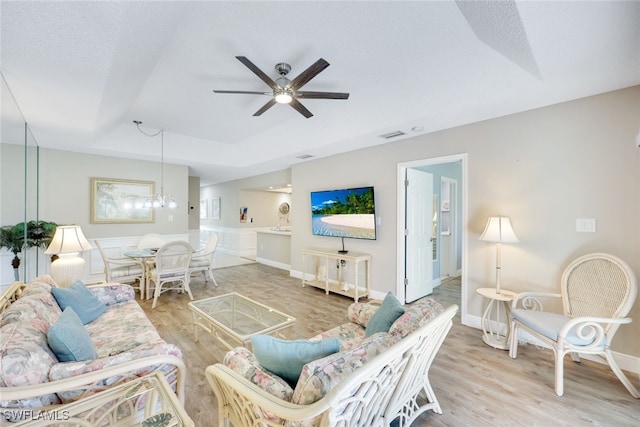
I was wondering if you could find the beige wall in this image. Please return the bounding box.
[290,86,640,357]
[1,146,191,239]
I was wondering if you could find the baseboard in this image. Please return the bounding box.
[255,257,289,271]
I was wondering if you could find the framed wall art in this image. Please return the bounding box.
[200,200,208,219]
[211,197,221,220]
[90,178,155,224]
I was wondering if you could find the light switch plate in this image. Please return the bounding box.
[576,218,596,232]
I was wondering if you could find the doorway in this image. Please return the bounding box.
[396,154,467,323]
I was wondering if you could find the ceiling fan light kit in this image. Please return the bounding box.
[213,56,349,118]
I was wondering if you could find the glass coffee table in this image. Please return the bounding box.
[188,292,296,350]
[13,372,193,426]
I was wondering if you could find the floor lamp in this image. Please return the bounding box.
[479,216,518,295]
[45,225,93,287]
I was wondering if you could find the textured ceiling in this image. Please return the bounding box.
[2,1,639,186]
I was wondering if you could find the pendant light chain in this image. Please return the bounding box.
[133,121,177,209]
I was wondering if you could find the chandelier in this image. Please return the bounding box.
[133,120,178,209]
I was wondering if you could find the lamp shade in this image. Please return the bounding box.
[479,216,518,243]
[45,225,93,255]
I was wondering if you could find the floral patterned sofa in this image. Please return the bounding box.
[0,275,185,419]
[206,297,458,427]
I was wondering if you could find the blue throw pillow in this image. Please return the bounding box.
[51,281,107,324]
[250,335,340,386]
[47,307,98,362]
[366,292,405,337]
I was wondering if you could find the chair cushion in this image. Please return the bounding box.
[189,258,210,268]
[51,281,107,324]
[366,292,405,337]
[250,335,340,387]
[109,265,144,279]
[47,307,98,362]
[511,309,600,346]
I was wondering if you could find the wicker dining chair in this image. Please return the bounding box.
[189,233,219,286]
[95,240,146,299]
[509,252,639,398]
[147,241,193,309]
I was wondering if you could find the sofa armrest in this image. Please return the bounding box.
[206,364,331,427]
[223,346,294,402]
[2,354,186,407]
[88,283,135,306]
[347,302,379,328]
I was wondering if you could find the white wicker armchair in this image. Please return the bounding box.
[206,304,457,427]
[509,252,639,398]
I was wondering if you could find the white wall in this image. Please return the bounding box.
[290,86,640,358]
[200,169,292,228]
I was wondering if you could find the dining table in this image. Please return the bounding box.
[123,248,158,299]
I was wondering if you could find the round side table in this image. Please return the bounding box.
[476,287,517,350]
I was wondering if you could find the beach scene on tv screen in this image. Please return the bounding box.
[310,187,376,239]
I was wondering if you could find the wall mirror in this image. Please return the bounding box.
[1,73,42,284]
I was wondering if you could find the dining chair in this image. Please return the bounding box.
[137,233,165,250]
[509,252,639,398]
[147,241,193,309]
[189,233,219,287]
[95,240,146,299]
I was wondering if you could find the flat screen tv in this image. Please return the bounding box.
[310,186,376,240]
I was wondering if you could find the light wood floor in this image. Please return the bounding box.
[139,263,640,426]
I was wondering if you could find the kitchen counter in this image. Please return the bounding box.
[256,228,291,270]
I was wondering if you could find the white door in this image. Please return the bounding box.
[405,168,434,302]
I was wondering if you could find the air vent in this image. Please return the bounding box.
[379,130,406,139]
[296,154,315,159]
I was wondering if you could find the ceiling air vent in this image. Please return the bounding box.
[379,130,406,139]
[296,154,315,160]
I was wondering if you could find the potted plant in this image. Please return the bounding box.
[0,224,26,281]
[0,221,58,281]
[25,220,58,253]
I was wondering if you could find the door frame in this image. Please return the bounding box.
[396,153,469,325]
[441,176,458,278]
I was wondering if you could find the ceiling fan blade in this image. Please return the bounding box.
[213,90,271,95]
[296,91,350,100]
[253,99,277,116]
[288,58,330,91]
[236,56,279,90]
[289,98,313,118]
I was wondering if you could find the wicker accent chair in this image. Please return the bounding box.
[509,252,639,398]
[147,241,193,309]
[206,304,457,427]
[189,233,219,286]
[95,240,146,299]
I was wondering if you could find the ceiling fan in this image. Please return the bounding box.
[213,56,349,118]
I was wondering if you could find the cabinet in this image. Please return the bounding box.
[301,248,371,302]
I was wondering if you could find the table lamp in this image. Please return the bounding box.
[479,216,518,294]
[45,225,93,287]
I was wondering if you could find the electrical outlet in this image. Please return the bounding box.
[576,218,596,232]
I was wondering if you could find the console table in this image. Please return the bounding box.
[301,248,371,302]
